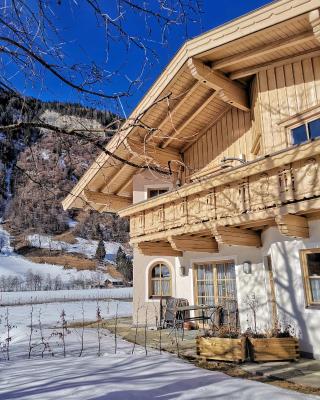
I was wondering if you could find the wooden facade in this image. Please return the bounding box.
[183,56,320,182]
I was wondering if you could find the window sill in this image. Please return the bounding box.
[305,304,320,310]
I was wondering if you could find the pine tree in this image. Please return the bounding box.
[95,239,106,261]
[115,247,133,282]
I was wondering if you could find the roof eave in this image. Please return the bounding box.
[63,0,320,211]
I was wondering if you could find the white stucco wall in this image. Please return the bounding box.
[261,222,320,359]
[179,247,270,334]
[130,171,320,358]
[132,170,174,204]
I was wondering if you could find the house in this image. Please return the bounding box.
[63,0,320,359]
[106,265,125,287]
[104,275,124,288]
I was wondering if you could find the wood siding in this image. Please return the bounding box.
[257,56,320,154]
[183,107,252,182]
[182,55,320,182]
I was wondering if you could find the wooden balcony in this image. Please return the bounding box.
[118,140,320,249]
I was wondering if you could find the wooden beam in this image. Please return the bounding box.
[238,218,276,230]
[230,48,320,80]
[150,81,202,141]
[212,226,261,247]
[161,90,220,148]
[104,157,135,191]
[83,189,131,211]
[116,174,133,197]
[125,138,181,170]
[212,31,314,71]
[137,241,182,257]
[309,9,320,42]
[275,214,309,238]
[169,235,219,252]
[187,58,249,111]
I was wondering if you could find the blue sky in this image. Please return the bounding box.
[13,0,271,116]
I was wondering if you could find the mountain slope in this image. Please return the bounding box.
[0,90,129,244]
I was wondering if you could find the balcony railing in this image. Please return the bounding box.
[118,140,320,241]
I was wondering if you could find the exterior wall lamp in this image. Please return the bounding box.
[243,261,252,274]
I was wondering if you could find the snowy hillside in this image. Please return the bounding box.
[0,226,123,291]
[0,250,104,282]
[27,233,126,262]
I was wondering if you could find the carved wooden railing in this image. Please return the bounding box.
[119,144,320,240]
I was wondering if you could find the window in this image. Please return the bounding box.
[300,249,320,307]
[291,117,320,145]
[194,261,238,326]
[148,188,169,199]
[149,263,171,297]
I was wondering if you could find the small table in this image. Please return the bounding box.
[175,304,218,337]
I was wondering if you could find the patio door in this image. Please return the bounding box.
[193,261,238,327]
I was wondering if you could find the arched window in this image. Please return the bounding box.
[150,263,171,297]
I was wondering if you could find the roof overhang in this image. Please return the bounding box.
[63,0,320,213]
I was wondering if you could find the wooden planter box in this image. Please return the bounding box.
[197,337,246,362]
[249,337,299,362]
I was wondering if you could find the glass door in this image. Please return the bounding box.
[194,261,238,327]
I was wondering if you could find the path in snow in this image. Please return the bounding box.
[0,300,316,400]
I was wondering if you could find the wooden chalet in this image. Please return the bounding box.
[63,0,320,359]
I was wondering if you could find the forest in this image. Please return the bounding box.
[0,88,129,244]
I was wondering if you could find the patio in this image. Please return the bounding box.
[92,316,320,397]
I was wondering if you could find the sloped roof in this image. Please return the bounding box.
[62,0,320,213]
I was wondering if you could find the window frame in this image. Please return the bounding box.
[299,248,320,309]
[149,262,172,299]
[193,260,237,306]
[288,115,320,146]
[193,260,238,326]
[147,187,170,199]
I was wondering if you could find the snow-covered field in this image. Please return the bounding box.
[0,299,133,361]
[0,300,316,400]
[0,287,133,305]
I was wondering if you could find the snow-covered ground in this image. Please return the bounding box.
[0,250,104,281]
[0,228,316,399]
[0,287,133,305]
[0,300,316,400]
[27,233,126,261]
[0,226,123,287]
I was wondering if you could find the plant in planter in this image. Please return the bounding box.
[197,326,246,363]
[245,324,300,362]
[244,295,300,362]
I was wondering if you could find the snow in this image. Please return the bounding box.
[4,161,14,199]
[0,251,107,281]
[0,226,13,255]
[0,287,132,305]
[40,150,50,160]
[67,218,77,228]
[0,300,316,400]
[27,233,123,261]
[0,226,124,286]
